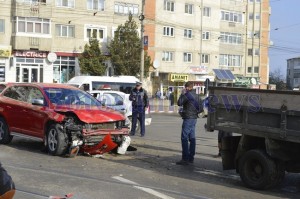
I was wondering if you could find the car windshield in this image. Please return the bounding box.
[44,88,101,106]
[100,93,124,106]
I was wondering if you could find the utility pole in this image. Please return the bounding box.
[139,0,145,82]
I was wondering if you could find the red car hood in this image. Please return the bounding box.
[54,105,125,123]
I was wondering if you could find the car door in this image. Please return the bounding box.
[25,86,48,138]
[1,86,29,133]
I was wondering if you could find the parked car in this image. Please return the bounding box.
[0,83,130,157]
[89,90,152,132]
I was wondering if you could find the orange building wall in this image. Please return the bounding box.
[144,0,156,65]
[260,0,270,84]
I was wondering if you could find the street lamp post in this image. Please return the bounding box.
[139,0,145,82]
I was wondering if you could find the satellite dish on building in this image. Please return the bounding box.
[153,60,160,69]
[251,78,257,85]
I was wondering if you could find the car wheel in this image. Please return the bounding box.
[0,118,13,144]
[239,149,278,190]
[47,124,68,156]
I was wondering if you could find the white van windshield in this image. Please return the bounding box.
[91,82,135,94]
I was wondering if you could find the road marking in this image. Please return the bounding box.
[112,176,138,185]
[134,186,175,199]
[112,176,175,199]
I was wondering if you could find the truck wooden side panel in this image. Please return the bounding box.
[207,87,300,144]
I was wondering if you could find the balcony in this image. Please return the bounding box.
[12,0,52,18]
[12,35,52,51]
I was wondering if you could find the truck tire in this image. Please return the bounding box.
[238,149,278,190]
[46,124,68,156]
[270,161,285,188]
[0,118,13,144]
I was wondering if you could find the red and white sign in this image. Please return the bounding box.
[14,51,47,58]
[190,66,208,74]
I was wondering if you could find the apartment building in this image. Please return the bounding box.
[287,57,300,89]
[144,0,270,95]
[0,0,141,83]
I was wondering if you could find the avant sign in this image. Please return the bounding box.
[170,74,189,82]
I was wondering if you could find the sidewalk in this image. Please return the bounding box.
[149,98,180,113]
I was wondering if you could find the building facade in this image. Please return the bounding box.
[0,0,271,95]
[287,57,300,89]
[0,0,142,83]
[144,0,270,95]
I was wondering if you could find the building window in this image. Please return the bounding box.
[248,49,253,56]
[254,66,259,73]
[14,17,50,35]
[56,0,75,8]
[249,13,254,20]
[87,0,105,11]
[0,19,4,33]
[185,4,193,14]
[220,32,242,44]
[55,24,74,37]
[221,11,242,23]
[247,67,252,73]
[183,52,192,63]
[163,26,174,37]
[114,2,139,15]
[202,31,210,40]
[184,29,192,38]
[256,0,261,2]
[202,54,209,64]
[20,0,46,3]
[53,56,75,83]
[85,26,106,41]
[203,7,211,17]
[219,54,242,67]
[164,0,175,12]
[254,48,260,56]
[162,51,174,62]
[249,0,254,2]
[255,13,260,20]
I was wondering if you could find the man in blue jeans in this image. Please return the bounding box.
[177,82,203,165]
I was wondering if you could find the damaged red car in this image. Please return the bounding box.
[0,83,131,157]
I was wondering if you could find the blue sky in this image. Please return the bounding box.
[269,0,300,77]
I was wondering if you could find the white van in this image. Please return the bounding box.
[67,76,140,94]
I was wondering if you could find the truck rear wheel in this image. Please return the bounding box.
[239,149,278,190]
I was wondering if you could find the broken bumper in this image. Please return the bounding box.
[81,128,130,155]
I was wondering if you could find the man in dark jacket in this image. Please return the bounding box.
[0,162,15,199]
[176,82,203,165]
[129,81,149,137]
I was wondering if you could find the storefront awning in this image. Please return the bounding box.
[213,69,235,81]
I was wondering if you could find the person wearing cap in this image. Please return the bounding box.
[129,81,149,137]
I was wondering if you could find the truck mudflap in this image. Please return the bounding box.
[82,134,118,155]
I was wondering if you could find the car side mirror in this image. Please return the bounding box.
[31,99,44,106]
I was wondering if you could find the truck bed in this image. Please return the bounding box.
[207,87,300,143]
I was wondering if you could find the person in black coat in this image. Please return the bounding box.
[0,162,15,199]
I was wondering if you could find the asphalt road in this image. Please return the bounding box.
[0,113,299,199]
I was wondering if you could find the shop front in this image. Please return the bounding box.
[0,45,12,82]
[53,52,80,83]
[189,66,214,95]
[10,51,80,83]
[13,51,48,83]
